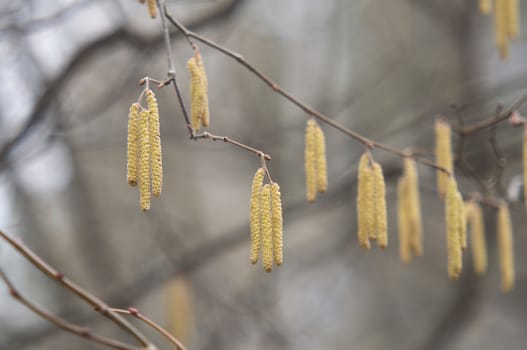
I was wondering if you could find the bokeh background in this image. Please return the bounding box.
[1,0,526,349]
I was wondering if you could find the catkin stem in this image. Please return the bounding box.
[497,202,515,293]
[305,119,317,202]
[261,184,273,272]
[249,168,265,264]
[271,183,283,266]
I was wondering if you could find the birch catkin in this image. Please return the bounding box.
[397,177,412,263]
[435,119,453,199]
[357,153,372,250]
[497,202,514,293]
[372,162,387,249]
[465,201,487,276]
[404,158,423,256]
[271,182,283,266]
[194,51,210,128]
[479,0,492,14]
[166,278,193,345]
[457,193,467,251]
[147,0,157,18]
[147,90,162,198]
[446,177,462,280]
[305,119,317,203]
[495,0,509,59]
[314,123,328,193]
[250,168,265,264]
[506,0,519,39]
[127,103,140,187]
[261,184,273,272]
[187,57,204,131]
[139,110,151,211]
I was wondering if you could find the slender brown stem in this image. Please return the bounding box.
[0,269,142,350]
[0,230,154,349]
[193,131,271,160]
[111,308,188,350]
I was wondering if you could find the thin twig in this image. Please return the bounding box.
[0,230,155,349]
[111,307,188,350]
[0,269,142,350]
[488,105,506,196]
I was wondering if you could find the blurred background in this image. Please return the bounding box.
[0,0,526,349]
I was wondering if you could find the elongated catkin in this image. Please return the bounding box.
[194,51,210,128]
[506,0,519,39]
[435,119,453,199]
[357,153,372,250]
[187,57,204,131]
[372,162,387,249]
[495,0,509,59]
[139,110,151,211]
[271,182,283,266]
[446,177,462,280]
[250,168,265,264]
[523,128,527,210]
[261,184,273,272]
[465,201,487,276]
[405,158,423,256]
[305,119,317,202]
[166,278,193,345]
[127,103,140,187]
[457,192,467,251]
[314,123,328,193]
[397,177,412,263]
[497,202,514,293]
[147,0,157,18]
[479,0,492,14]
[147,90,163,198]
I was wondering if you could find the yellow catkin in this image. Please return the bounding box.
[187,57,204,131]
[139,110,151,211]
[261,184,273,272]
[147,0,157,18]
[465,201,487,276]
[495,0,509,59]
[305,119,317,203]
[506,0,519,39]
[314,123,328,193]
[480,0,493,14]
[397,177,412,263]
[271,182,283,266]
[372,162,388,249]
[457,192,467,251]
[127,103,140,187]
[446,177,462,280]
[166,278,193,345]
[435,119,453,200]
[357,153,372,250]
[147,90,162,198]
[523,129,527,210]
[497,202,514,293]
[194,51,210,128]
[404,158,423,256]
[249,168,265,264]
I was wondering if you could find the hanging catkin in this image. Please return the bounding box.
[506,0,519,39]
[166,278,193,345]
[495,0,509,59]
[127,103,140,187]
[497,202,515,293]
[523,128,527,210]
[446,177,462,280]
[250,168,265,264]
[314,123,328,193]
[147,0,157,18]
[187,57,204,131]
[404,158,423,256]
[465,200,487,276]
[139,110,151,211]
[305,119,317,203]
[357,153,372,250]
[479,0,492,14]
[147,90,162,198]
[271,182,283,266]
[457,192,467,251]
[435,119,453,199]
[261,184,273,272]
[372,162,388,249]
[397,177,412,263]
[194,51,210,128]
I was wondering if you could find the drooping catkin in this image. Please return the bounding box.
[147,90,162,198]
[249,168,265,264]
[523,128,527,210]
[166,278,193,345]
[446,177,462,280]
[465,201,488,276]
[139,110,151,211]
[261,184,273,272]
[404,158,423,256]
[194,51,210,128]
[435,119,453,199]
[497,202,515,293]
[479,0,492,14]
[506,0,519,39]
[305,119,317,203]
[147,0,157,18]
[271,182,283,266]
[457,192,467,251]
[397,177,412,264]
[495,0,509,59]
[357,153,372,250]
[187,57,204,131]
[127,103,140,187]
[314,123,328,193]
[372,162,387,249]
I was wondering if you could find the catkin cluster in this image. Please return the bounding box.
[445,177,465,281]
[497,202,515,293]
[480,0,519,59]
[435,119,453,199]
[126,89,163,211]
[356,153,387,250]
[305,119,328,202]
[249,168,284,272]
[397,158,423,263]
[187,51,210,132]
[465,200,487,276]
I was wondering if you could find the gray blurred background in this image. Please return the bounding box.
[0,0,526,349]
